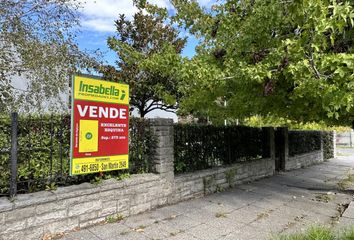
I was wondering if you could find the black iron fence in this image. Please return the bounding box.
[0,113,156,197]
[174,124,271,174]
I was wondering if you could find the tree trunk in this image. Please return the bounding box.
[139,107,146,118]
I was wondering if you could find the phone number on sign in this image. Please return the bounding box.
[79,161,128,173]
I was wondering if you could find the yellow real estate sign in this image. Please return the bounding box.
[70,75,130,175]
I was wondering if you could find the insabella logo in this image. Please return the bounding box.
[79,81,119,96]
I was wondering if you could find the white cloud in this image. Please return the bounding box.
[79,0,212,32]
[79,0,172,32]
[82,18,116,32]
[79,0,136,32]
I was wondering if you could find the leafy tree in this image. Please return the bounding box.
[100,8,186,117]
[0,0,96,114]
[140,0,354,126]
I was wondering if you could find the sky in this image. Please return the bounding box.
[76,0,213,65]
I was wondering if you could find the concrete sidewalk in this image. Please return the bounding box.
[58,149,354,240]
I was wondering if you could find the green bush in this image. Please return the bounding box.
[323,131,335,160]
[288,131,322,156]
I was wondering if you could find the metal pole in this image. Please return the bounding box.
[10,112,18,198]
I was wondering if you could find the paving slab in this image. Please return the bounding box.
[248,210,292,234]
[284,197,341,218]
[122,213,158,229]
[342,201,354,219]
[335,217,354,230]
[198,201,237,214]
[185,223,232,240]
[249,197,287,210]
[88,222,132,239]
[226,205,269,224]
[162,214,204,231]
[140,222,180,240]
[223,225,266,240]
[61,229,101,240]
[166,232,201,240]
[59,149,354,240]
[103,230,148,240]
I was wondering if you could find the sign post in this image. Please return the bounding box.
[70,75,129,175]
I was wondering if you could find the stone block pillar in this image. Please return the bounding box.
[148,119,174,183]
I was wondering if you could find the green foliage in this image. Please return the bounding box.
[271,226,354,240]
[323,131,335,160]
[105,214,124,223]
[174,124,267,174]
[0,117,11,195]
[116,173,131,181]
[288,131,322,156]
[90,172,132,185]
[90,177,103,185]
[129,118,157,173]
[0,115,157,195]
[0,115,72,194]
[288,129,335,159]
[141,0,354,125]
[99,6,186,117]
[45,182,57,191]
[244,115,352,132]
[341,229,354,240]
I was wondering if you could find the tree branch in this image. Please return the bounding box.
[146,106,177,114]
[144,101,177,114]
[145,100,159,112]
[306,53,321,79]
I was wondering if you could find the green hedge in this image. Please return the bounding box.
[288,130,322,156]
[0,116,11,195]
[323,131,335,160]
[0,115,156,196]
[174,124,269,174]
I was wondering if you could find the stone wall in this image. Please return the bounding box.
[278,129,326,171]
[172,158,275,203]
[285,150,323,171]
[0,174,171,240]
